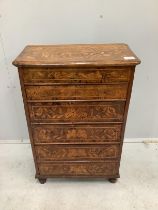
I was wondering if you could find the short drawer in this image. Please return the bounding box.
[38,162,119,177]
[23,67,131,84]
[25,84,128,100]
[35,145,120,161]
[32,124,122,144]
[28,101,125,123]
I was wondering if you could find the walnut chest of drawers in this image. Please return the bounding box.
[13,44,140,183]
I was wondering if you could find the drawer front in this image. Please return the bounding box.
[25,84,128,100]
[38,162,119,176]
[35,145,120,161]
[23,67,131,84]
[32,124,122,144]
[29,101,125,122]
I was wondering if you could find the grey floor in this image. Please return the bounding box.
[0,142,158,210]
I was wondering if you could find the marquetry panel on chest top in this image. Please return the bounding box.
[13,44,140,183]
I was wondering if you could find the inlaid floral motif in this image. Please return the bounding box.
[23,68,130,84]
[26,84,128,100]
[29,102,125,122]
[32,125,121,143]
[35,145,119,161]
[39,162,118,176]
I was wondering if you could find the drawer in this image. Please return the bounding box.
[38,162,119,177]
[32,124,122,144]
[23,67,131,84]
[35,145,120,161]
[28,101,125,123]
[25,84,128,100]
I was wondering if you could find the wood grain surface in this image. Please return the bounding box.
[32,124,122,144]
[28,101,125,123]
[25,84,128,100]
[23,67,131,84]
[13,44,141,67]
[38,162,119,177]
[35,145,120,161]
[13,44,140,182]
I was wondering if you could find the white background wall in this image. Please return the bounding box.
[0,0,158,140]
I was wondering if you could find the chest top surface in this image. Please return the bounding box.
[13,44,140,67]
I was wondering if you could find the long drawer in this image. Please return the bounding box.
[38,162,119,177]
[25,84,128,100]
[23,67,131,84]
[28,101,125,123]
[32,124,122,144]
[35,145,120,161]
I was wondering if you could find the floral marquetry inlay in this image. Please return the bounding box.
[29,102,125,122]
[23,68,131,84]
[13,44,141,181]
[36,145,120,161]
[13,44,140,67]
[32,125,122,143]
[26,84,128,100]
[39,162,119,176]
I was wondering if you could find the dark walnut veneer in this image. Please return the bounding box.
[13,44,140,183]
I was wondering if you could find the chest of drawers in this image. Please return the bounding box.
[13,44,140,183]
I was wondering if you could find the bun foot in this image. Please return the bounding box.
[38,178,47,184]
[108,178,117,183]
